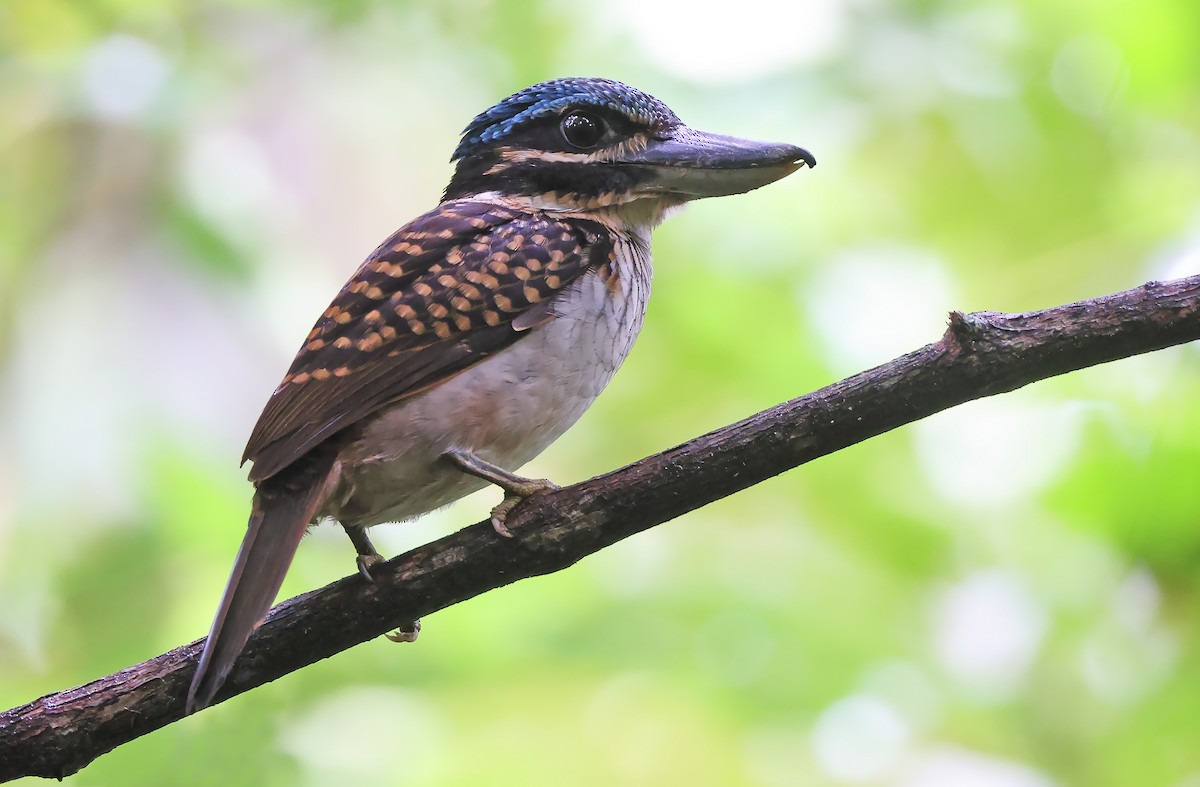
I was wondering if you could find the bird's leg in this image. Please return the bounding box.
[344,524,421,643]
[343,524,385,582]
[441,447,560,537]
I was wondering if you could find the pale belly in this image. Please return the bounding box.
[324,259,650,529]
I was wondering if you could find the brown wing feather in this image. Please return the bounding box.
[243,199,614,483]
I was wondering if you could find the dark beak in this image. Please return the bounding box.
[623,126,815,199]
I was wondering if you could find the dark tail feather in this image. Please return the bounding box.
[186,454,338,714]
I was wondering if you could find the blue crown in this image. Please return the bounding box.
[452,77,679,161]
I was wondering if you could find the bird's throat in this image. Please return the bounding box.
[472,190,684,235]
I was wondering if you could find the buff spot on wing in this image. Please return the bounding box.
[432,321,452,339]
[371,260,406,277]
[452,313,471,331]
[333,336,352,349]
[358,333,383,352]
[465,270,499,290]
[311,368,332,381]
[428,303,448,319]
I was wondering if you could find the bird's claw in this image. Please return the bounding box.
[386,620,421,643]
[357,552,385,583]
[490,478,559,537]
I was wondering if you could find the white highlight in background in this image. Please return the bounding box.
[617,0,845,82]
[898,746,1058,787]
[180,127,277,231]
[812,694,911,782]
[278,687,445,781]
[931,570,1047,697]
[81,34,170,120]
[804,244,956,374]
[913,397,1081,510]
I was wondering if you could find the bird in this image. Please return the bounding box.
[186,76,814,713]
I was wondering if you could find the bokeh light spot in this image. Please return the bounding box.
[80,34,170,120]
[931,570,1047,697]
[812,694,911,782]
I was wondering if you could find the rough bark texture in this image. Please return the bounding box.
[2,274,1198,782]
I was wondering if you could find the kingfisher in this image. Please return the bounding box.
[186,77,814,713]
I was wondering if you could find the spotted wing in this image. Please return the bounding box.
[243,200,614,483]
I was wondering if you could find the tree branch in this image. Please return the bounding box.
[2,274,1198,781]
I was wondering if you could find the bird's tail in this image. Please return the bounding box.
[186,452,339,714]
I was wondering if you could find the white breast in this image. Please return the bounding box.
[328,229,653,528]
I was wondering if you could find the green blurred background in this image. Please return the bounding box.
[2,0,1199,784]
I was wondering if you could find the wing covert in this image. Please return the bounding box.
[243,200,613,482]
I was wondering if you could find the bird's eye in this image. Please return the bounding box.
[560,111,606,150]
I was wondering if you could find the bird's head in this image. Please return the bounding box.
[443,77,814,223]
